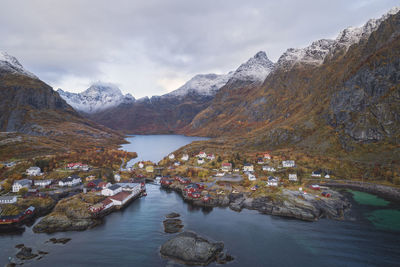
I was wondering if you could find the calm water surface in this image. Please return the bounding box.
[0,135,399,266]
[120,135,209,166]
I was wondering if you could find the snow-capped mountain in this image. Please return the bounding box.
[0,52,37,79]
[58,82,135,114]
[165,73,233,97]
[276,7,400,70]
[229,51,275,84]
[166,51,274,98]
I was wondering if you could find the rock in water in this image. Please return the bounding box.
[163,219,184,233]
[16,246,38,260]
[165,212,180,218]
[160,231,224,265]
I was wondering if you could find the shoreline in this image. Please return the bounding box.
[161,182,351,222]
[322,181,400,203]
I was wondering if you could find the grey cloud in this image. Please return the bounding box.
[0,0,397,97]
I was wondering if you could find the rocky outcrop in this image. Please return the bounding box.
[162,183,350,222]
[15,246,38,260]
[160,231,224,265]
[33,213,100,233]
[323,181,400,202]
[163,219,184,233]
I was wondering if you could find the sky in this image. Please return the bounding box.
[0,0,398,98]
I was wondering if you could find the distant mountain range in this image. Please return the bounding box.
[58,50,275,133]
[1,6,399,169]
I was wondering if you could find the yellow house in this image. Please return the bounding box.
[146,166,154,173]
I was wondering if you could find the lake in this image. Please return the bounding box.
[1,135,399,266]
[120,135,209,166]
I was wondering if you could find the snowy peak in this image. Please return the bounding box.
[165,73,233,97]
[276,7,400,70]
[0,52,37,79]
[229,51,275,84]
[334,6,400,51]
[57,82,135,113]
[276,39,335,69]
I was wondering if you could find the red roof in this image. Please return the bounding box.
[98,182,109,188]
[222,163,232,166]
[109,191,131,202]
[102,198,113,206]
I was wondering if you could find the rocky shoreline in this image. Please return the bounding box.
[323,181,400,202]
[162,183,351,222]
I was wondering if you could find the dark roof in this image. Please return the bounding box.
[89,179,103,185]
[313,170,322,174]
[108,184,121,191]
[70,175,81,179]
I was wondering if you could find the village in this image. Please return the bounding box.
[0,147,345,230]
[150,151,334,205]
[0,149,146,229]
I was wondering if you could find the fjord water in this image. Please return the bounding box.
[1,135,399,266]
[121,135,209,166]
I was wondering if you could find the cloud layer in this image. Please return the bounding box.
[0,0,397,97]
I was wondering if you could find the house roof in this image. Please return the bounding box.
[109,191,131,201]
[0,196,17,201]
[244,163,253,166]
[14,179,32,186]
[222,163,232,166]
[102,198,113,205]
[108,184,121,191]
[89,179,103,185]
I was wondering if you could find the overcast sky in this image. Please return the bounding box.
[0,0,398,98]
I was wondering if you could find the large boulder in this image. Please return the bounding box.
[160,231,224,265]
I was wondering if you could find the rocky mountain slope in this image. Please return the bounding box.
[0,53,124,159]
[67,51,274,134]
[57,82,135,114]
[183,8,400,166]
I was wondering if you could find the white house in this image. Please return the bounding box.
[289,174,298,181]
[233,168,240,172]
[0,196,17,204]
[197,158,205,165]
[207,154,215,160]
[12,179,32,192]
[263,153,272,160]
[109,191,133,206]
[221,163,232,172]
[34,180,52,187]
[117,183,142,194]
[248,173,256,181]
[311,170,322,177]
[197,152,207,158]
[174,162,181,166]
[181,154,189,161]
[267,176,279,186]
[168,154,175,160]
[58,175,82,187]
[216,172,225,177]
[4,162,16,168]
[101,184,122,196]
[243,164,254,172]
[257,158,264,164]
[26,167,42,176]
[114,173,121,182]
[282,160,295,168]
[324,173,330,179]
[138,162,144,168]
[263,166,276,172]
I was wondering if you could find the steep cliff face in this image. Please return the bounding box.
[184,9,400,157]
[0,54,124,158]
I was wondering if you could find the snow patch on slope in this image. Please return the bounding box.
[229,51,275,84]
[276,7,400,70]
[0,52,38,79]
[165,73,233,97]
[58,82,135,113]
